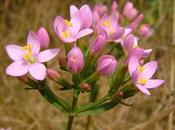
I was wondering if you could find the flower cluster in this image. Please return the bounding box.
[6,1,164,97]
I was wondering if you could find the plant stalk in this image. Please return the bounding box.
[66,90,80,130]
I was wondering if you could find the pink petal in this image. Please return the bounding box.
[6,61,29,76]
[37,48,60,62]
[136,84,151,95]
[70,13,81,34]
[123,28,132,37]
[27,31,40,54]
[37,27,50,49]
[70,5,79,18]
[29,63,46,80]
[142,61,158,79]
[6,44,24,61]
[76,29,93,39]
[144,79,164,89]
[80,5,93,28]
[123,34,134,53]
[128,56,139,76]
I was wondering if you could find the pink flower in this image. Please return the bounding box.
[97,14,124,41]
[123,1,138,20]
[140,24,152,37]
[54,14,93,43]
[90,33,106,54]
[123,34,152,60]
[97,55,117,76]
[128,56,164,95]
[70,5,93,28]
[67,46,84,73]
[93,3,107,17]
[37,27,49,49]
[6,31,60,80]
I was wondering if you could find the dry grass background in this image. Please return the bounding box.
[0,0,174,130]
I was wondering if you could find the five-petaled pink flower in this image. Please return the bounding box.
[6,31,60,80]
[128,56,164,95]
[97,14,124,42]
[54,7,93,43]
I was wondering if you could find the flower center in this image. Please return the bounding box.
[102,20,114,35]
[22,44,36,64]
[71,56,78,63]
[64,20,72,27]
[138,78,148,85]
[62,31,70,38]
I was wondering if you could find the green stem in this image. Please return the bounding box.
[66,90,80,130]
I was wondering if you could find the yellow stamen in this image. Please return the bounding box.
[23,52,36,64]
[138,66,144,72]
[22,44,32,53]
[102,20,111,27]
[62,31,70,38]
[64,20,72,27]
[138,78,148,85]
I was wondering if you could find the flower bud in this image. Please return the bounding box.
[80,82,91,92]
[123,2,138,20]
[46,69,60,81]
[37,27,49,49]
[129,13,144,31]
[67,46,84,73]
[90,34,106,54]
[97,55,117,76]
[139,24,152,37]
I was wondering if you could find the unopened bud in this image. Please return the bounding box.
[16,75,29,83]
[80,83,91,92]
[115,91,124,99]
[46,69,60,81]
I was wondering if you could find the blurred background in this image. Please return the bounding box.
[0,0,174,130]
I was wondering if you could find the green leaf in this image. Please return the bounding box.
[38,84,70,112]
[74,101,119,116]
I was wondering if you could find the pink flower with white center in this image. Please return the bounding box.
[54,14,93,43]
[97,14,124,42]
[97,55,117,76]
[123,1,138,21]
[70,4,93,28]
[6,31,60,80]
[139,24,152,37]
[128,56,164,95]
[67,46,84,73]
[37,27,49,49]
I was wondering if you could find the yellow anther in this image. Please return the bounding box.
[71,56,78,63]
[23,52,36,64]
[62,31,70,38]
[64,20,72,27]
[102,20,111,27]
[138,66,144,72]
[22,44,32,53]
[138,78,148,85]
